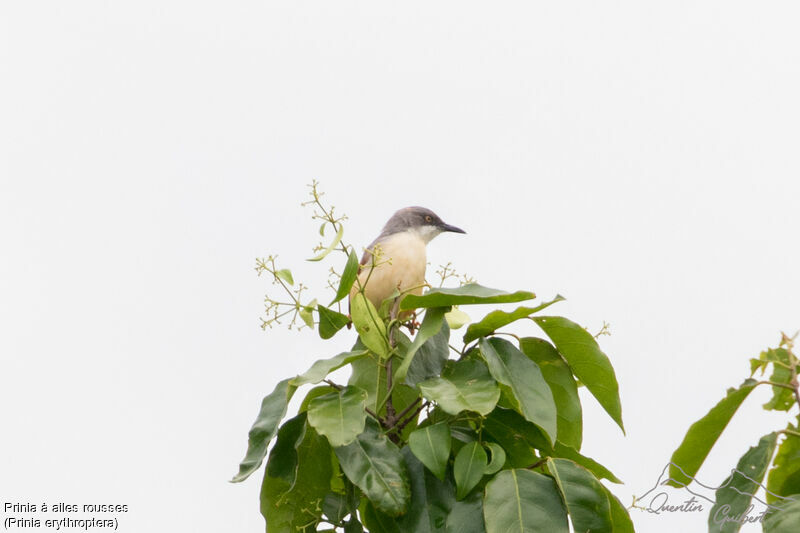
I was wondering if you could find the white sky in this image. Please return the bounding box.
[2,2,799,532]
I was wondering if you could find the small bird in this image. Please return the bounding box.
[350,206,465,316]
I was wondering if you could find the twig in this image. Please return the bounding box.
[394,401,429,435]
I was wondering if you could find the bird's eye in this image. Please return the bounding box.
[425,215,432,223]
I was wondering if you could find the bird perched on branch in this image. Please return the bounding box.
[349,207,465,318]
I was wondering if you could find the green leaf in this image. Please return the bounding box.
[764,497,800,533]
[317,305,351,340]
[266,413,307,484]
[709,432,778,533]
[602,484,635,533]
[533,316,625,433]
[519,337,582,450]
[482,408,544,468]
[308,222,344,262]
[445,307,471,330]
[767,431,800,504]
[446,492,486,533]
[463,295,565,343]
[299,306,315,329]
[307,386,369,447]
[667,379,759,487]
[394,307,448,384]
[405,321,450,388]
[400,283,536,310]
[548,458,613,533]
[483,443,506,475]
[482,408,621,483]
[232,378,297,483]
[261,424,332,532]
[299,385,337,413]
[454,441,488,500]
[551,442,622,484]
[397,446,457,532]
[762,349,795,411]
[349,352,387,414]
[409,423,451,481]
[479,337,558,446]
[323,492,350,524]
[344,518,365,533]
[418,359,500,416]
[335,420,410,516]
[292,349,369,387]
[332,248,360,305]
[361,502,402,533]
[276,268,294,285]
[483,469,569,533]
[350,292,390,359]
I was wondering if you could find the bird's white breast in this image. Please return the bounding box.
[354,230,428,309]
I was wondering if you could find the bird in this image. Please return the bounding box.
[349,206,465,318]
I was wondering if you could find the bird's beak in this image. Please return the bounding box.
[440,223,466,234]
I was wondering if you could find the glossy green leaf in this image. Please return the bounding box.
[533,316,624,433]
[709,432,778,533]
[445,307,471,330]
[317,305,351,339]
[483,469,569,533]
[276,268,294,285]
[400,283,536,310]
[446,492,486,533]
[418,359,500,416]
[322,492,350,524]
[764,497,800,532]
[767,430,800,504]
[332,248,360,305]
[292,349,369,387]
[232,378,297,483]
[463,295,565,343]
[261,425,332,532]
[308,222,344,261]
[394,307,448,383]
[519,337,582,449]
[335,420,410,516]
[350,292,390,359]
[405,321,450,388]
[409,423,451,481]
[483,443,505,475]
[396,446,457,532]
[348,352,387,414]
[482,408,621,483]
[479,337,557,445]
[602,484,635,533]
[548,458,613,533]
[307,386,369,447]
[266,413,307,483]
[668,379,759,487]
[299,385,337,413]
[361,502,401,533]
[551,442,622,484]
[454,442,487,500]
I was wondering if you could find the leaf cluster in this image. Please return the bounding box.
[237,184,633,531]
[665,332,800,532]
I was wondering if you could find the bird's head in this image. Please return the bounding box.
[382,206,466,244]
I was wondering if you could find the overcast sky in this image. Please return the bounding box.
[2,2,800,532]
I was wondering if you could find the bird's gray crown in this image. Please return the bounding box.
[378,206,465,238]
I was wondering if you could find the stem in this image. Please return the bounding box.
[394,401,429,435]
[385,302,399,433]
[757,380,798,391]
[394,397,422,423]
